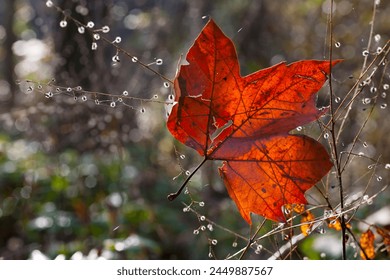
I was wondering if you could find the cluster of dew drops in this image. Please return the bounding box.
[359,32,388,110]
[333,31,388,109]
[46,0,165,71]
[43,0,175,113]
[182,197,221,258]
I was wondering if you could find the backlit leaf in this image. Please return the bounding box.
[167,19,340,223]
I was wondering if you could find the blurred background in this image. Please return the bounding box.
[0,0,389,259]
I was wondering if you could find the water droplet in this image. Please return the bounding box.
[211,239,218,245]
[362,50,369,57]
[324,133,329,139]
[198,201,205,207]
[363,98,371,104]
[367,198,373,205]
[153,94,158,99]
[377,47,383,54]
[81,95,87,101]
[131,56,138,63]
[380,103,387,109]
[363,194,369,201]
[385,163,390,169]
[117,97,123,103]
[232,241,237,247]
[335,41,341,48]
[374,34,381,42]
[140,107,146,113]
[87,21,95,28]
[200,215,206,221]
[91,42,97,50]
[207,224,213,231]
[55,87,61,92]
[193,229,199,235]
[122,90,128,96]
[296,126,303,131]
[368,164,374,169]
[200,225,206,231]
[381,92,387,98]
[66,87,72,92]
[46,0,53,7]
[320,252,326,258]
[26,85,33,92]
[208,253,213,258]
[156,58,163,65]
[180,154,185,159]
[168,94,174,101]
[370,87,377,93]
[114,36,121,43]
[110,101,116,108]
[163,82,170,88]
[59,20,67,28]
[95,99,100,105]
[318,227,326,234]
[363,142,368,148]
[383,84,389,90]
[76,86,82,91]
[78,26,85,34]
[184,189,189,195]
[183,207,190,212]
[37,84,42,90]
[323,209,332,218]
[93,33,100,40]
[112,55,120,62]
[45,92,53,98]
[102,26,110,33]
[377,176,382,182]
[202,15,208,20]
[185,170,191,176]
[335,97,341,103]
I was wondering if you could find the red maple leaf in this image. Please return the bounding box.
[167,19,340,223]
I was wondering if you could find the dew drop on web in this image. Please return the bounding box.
[59,20,67,28]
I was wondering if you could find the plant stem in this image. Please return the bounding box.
[167,157,208,201]
[328,0,347,260]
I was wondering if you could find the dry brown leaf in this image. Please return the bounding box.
[360,229,375,260]
[376,226,390,255]
[327,218,351,231]
[300,210,315,236]
[293,204,305,214]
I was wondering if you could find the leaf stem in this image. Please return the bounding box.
[167,157,208,201]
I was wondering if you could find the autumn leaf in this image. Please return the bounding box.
[360,229,375,260]
[300,210,315,236]
[167,19,340,223]
[375,226,390,255]
[327,217,351,231]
